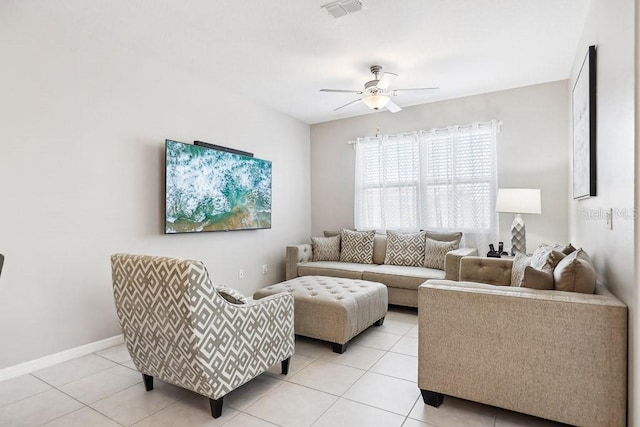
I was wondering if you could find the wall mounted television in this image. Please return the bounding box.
[164,140,272,234]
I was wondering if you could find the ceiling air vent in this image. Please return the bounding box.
[321,0,364,19]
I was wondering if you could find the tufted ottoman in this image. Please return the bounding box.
[253,276,388,353]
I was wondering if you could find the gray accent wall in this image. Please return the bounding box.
[310,81,570,252]
[0,7,311,368]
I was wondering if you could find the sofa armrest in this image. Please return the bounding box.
[418,280,627,427]
[444,247,478,280]
[458,256,513,286]
[285,244,312,280]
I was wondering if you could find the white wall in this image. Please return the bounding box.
[568,0,637,424]
[310,81,570,252]
[0,6,311,368]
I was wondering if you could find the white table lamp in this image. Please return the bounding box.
[496,188,541,255]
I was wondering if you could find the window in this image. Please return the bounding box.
[353,121,499,250]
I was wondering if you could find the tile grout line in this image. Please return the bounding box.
[2,313,422,426]
[0,374,94,426]
[129,399,189,427]
[46,364,143,424]
[31,352,126,389]
[44,367,136,427]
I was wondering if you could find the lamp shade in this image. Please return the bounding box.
[362,95,390,110]
[495,188,541,214]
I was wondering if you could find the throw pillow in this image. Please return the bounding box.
[215,286,248,304]
[424,238,458,270]
[510,253,531,286]
[372,233,387,265]
[511,252,554,290]
[323,230,342,238]
[520,266,554,290]
[530,244,565,271]
[553,249,597,294]
[560,243,577,255]
[311,235,341,261]
[424,230,463,246]
[340,229,375,264]
[384,230,426,267]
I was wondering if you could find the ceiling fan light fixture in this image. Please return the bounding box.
[362,95,390,110]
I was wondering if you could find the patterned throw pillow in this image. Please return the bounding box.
[384,230,426,266]
[340,229,375,264]
[510,253,532,286]
[530,244,566,271]
[512,245,562,290]
[424,238,459,270]
[215,285,248,304]
[311,235,341,261]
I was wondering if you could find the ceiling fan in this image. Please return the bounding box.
[320,65,439,113]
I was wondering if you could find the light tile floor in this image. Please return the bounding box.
[0,307,568,427]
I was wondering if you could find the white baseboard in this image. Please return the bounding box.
[0,334,124,382]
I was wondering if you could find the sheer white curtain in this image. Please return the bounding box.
[353,121,500,252]
[354,133,420,232]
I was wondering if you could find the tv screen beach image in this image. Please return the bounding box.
[165,140,272,233]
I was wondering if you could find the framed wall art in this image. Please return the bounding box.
[572,45,597,199]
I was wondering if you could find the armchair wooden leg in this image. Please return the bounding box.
[142,374,153,391]
[420,389,444,407]
[281,358,291,375]
[209,397,224,418]
[374,316,385,326]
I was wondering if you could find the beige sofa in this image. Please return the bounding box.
[418,256,628,427]
[285,232,477,307]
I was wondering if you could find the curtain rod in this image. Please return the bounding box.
[347,120,502,145]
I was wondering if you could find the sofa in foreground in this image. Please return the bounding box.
[285,229,477,307]
[418,255,627,427]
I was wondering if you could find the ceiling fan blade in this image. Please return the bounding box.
[385,100,402,113]
[334,98,362,111]
[377,72,398,90]
[393,87,440,92]
[320,89,364,94]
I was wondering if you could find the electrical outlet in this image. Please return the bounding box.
[239,269,244,279]
[262,264,268,275]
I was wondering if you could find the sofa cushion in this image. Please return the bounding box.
[298,261,368,280]
[553,249,597,294]
[363,264,445,291]
[340,230,375,264]
[424,238,459,270]
[460,256,512,286]
[384,230,426,267]
[311,235,341,261]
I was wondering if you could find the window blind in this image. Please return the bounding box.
[353,121,499,250]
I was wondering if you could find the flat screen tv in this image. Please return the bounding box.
[164,140,272,233]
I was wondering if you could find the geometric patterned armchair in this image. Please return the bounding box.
[110,253,295,418]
